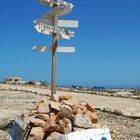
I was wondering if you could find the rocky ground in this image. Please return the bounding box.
[98,111,140,140]
[0,85,140,140]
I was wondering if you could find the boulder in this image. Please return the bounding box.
[72,105,87,115]
[72,106,81,114]
[61,99,79,108]
[24,114,37,124]
[59,95,72,101]
[30,118,46,127]
[73,113,92,129]
[28,127,44,140]
[58,106,72,120]
[86,103,96,113]
[53,94,59,102]
[29,109,37,116]
[37,100,50,114]
[59,118,72,134]
[49,101,62,112]
[46,122,61,133]
[35,114,50,121]
[85,110,98,123]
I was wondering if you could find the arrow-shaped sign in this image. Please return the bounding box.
[42,4,73,19]
[38,0,61,6]
[34,18,79,28]
[33,46,75,53]
[58,20,79,28]
[34,23,74,39]
[32,46,52,52]
[38,0,72,7]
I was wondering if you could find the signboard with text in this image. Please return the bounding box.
[38,0,72,7]
[34,18,79,28]
[34,23,74,39]
[42,4,73,19]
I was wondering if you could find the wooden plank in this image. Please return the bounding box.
[38,0,71,7]
[38,0,64,7]
[34,18,78,28]
[32,46,52,52]
[38,0,52,6]
[34,23,74,39]
[42,4,73,19]
[34,24,52,36]
[32,46,75,53]
[39,0,63,6]
[60,34,70,39]
[58,20,79,28]
[57,47,75,53]
[34,18,53,26]
[34,24,71,39]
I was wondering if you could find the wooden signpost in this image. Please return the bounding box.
[33,46,75,53]
[33,0,78,100]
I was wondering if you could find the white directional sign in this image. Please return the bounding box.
[34,18,53,26]
[58,20,78,28]
[38,0,71,7]
[34,23,74,39]
[38,0,61,6]
[57,47,75,53]
[32,46,75,53]
[34,19,78,28]
[42,4,73,19]
[32,46,52,52]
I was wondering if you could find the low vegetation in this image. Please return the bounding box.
[131,89,140,96]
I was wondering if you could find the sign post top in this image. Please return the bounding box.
[38,0,73,8]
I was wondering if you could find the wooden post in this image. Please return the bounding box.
[51,5,59,101]
[34,1,78,101]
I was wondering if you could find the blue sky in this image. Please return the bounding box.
[0,0,140,88]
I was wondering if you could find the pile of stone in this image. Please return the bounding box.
[25,95,99,140]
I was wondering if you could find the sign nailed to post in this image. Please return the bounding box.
[42,3,73,19]
[34,22,74,39]
[32,46,75,53]
[33,0,78,100]
[34,19,79,28]
[38,0,71,7]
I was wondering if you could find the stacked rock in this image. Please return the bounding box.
[25,95,99,140]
